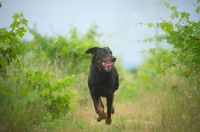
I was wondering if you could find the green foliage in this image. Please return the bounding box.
[24,68,77,120]
[141,1,200,89]
[28,24,101,73]
[138,1,200,131]
[40,75,78,120]
[0,12,79,131]
[0,80,12,106]
[0,12,28,70]
[0,64,77,131]
[27,90,40,103]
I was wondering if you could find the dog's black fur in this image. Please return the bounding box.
[85,47,119,125]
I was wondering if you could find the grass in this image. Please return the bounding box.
[35,71,161,132]
[62,72,200,132]
[0,57,200,132]
[53,98,159,132]
[0,99,46,131]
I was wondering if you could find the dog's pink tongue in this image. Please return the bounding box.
[105,61,114,68]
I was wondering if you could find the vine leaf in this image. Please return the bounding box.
[27,90,40,103]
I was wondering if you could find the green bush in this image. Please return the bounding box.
[28,24,101,73]
[141,1,200,87]
[0,12,28,70]
[0,13,78,131]
[138,1,200,131]
[0,64,77,131]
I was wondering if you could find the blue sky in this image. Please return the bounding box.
[0,0,199,69]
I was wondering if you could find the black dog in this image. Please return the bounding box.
[85,47,119,125]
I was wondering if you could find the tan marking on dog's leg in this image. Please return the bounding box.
[96,109,107,119]
[98,98,104,111]
[96,99,107,120]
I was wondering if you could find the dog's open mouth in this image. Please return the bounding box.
[102,61,114,72]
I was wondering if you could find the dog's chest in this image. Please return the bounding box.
[92,74,115,96]
[97,72,109,80]
[90,71,115,88]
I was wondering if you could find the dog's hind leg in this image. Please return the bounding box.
[112,106,114,114]
[112,96,115,114]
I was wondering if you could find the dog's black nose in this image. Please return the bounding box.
[111,56,116,62]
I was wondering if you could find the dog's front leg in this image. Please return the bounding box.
[91,93,99,112]
[90,91,106,122]
[106,95,113,125]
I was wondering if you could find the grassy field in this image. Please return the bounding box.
[32,72,160,132]
[47,69,200,132]
[1,57,200,132]
[57,74,199,132]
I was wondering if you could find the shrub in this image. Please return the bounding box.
[28,24,101,73]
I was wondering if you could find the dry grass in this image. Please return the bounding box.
[49,70,161,132]
[60,91,160,132]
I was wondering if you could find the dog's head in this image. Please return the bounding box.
[85,47,116,72]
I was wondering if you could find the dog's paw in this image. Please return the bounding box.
[96,109,107,119]
[105,118,112,125]
[97,117,102,122]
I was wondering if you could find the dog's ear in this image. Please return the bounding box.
[85,47,99,55]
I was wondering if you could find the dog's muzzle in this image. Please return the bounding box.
[102,60,115,72]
